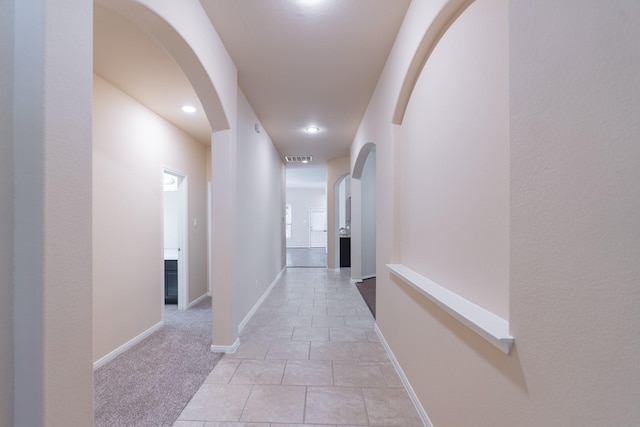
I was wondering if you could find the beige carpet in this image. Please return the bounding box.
[94,297,222,427]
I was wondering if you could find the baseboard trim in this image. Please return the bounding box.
[211,338,240,354]
[362,274,377,280]
[350,278,363,284]
[237,266,287,334]
[375,324,433,427]
[93,321,164,370]
[188,292,209,308]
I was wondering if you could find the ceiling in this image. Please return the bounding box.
[94,0,411,162]
[94,5,212,145]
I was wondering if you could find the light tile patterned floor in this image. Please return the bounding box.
[175,268,424,427]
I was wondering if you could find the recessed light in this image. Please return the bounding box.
[305,126,320,133]
[181,105,197,113]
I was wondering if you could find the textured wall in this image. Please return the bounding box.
[93,75,209,362]
[235,88,286,329]
[400,0,509,318]
[508,0,640,424]
[12,0,94,424]
[354,0,640,425]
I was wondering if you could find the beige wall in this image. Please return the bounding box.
[93,75,209,362]
[353,0,640,425]
[401,0,509,318]
[234,88,286,328]
[327,155,350,269]
[0,0,14,423]
[360,149,376,279]
[9,0,94,424]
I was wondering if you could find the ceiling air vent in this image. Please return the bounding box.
[285,155,312,164]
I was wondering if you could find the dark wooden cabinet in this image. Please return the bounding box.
[340,237,351,267]
[164,260,178,304]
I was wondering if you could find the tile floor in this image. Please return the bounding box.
[174,268,424,427]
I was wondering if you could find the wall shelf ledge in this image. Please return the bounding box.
[387,264,513,354]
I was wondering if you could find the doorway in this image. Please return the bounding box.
[163,169,188,310]
[309,207,327,248]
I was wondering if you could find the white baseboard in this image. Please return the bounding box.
[350,278,363,284]
[375,324,433,427]
[237,266,286,335]
[361,274,376,280]
[93,321,164,370]
[188,292,210,308]
[211,338,240,354]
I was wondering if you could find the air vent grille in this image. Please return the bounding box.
[285,155,312,163]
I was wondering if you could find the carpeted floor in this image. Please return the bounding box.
[356,277,376,318]
[94,297,222,427]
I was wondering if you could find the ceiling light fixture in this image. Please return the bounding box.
[305,126,320,134]
[181,105,197,113]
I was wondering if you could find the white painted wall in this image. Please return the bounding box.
[286,188,326,248]
[234,88,286,329]
[93,75,209,362]
[0,1,14,423]
[361,149,376,278]
[352,0,640,425]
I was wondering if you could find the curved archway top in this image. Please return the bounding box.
[392,0,474,125]
[334,173,351,188]
[352,142,376,180]
[97,0,230,131]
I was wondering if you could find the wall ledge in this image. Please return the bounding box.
[387,264,513,354]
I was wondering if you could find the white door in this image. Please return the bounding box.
[309,207,327,248]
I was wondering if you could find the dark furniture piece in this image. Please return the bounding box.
[164,260,178,304]
[340,237,351,267]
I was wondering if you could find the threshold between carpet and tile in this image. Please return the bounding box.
[94,297,222,427]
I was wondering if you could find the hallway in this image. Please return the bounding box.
[286,248,328,268]
[175,268,423,426]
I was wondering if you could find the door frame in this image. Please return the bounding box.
[162,167,189,310]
